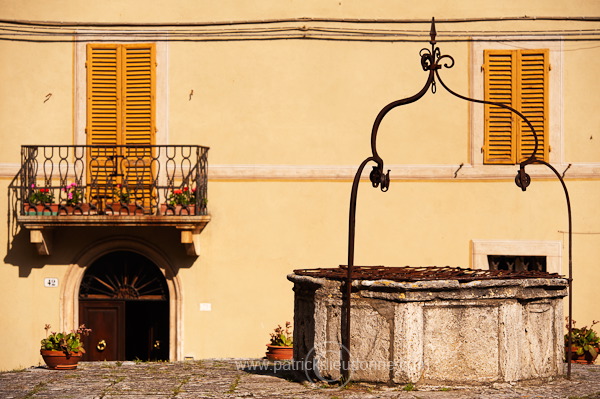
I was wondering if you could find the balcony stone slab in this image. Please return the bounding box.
[19,214,211,256]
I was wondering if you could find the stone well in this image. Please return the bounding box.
[288,267,568,385]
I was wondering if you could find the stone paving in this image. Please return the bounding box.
[0,359,599,399]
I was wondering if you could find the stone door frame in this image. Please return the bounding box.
[60,236,183,361]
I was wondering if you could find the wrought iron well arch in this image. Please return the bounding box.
[343,17,574,381]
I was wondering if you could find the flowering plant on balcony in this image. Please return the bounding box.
[63,182,83,206]
[28,184,54,204]
[114,183,130,204]
[167,186,196,206]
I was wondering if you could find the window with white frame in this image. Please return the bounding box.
[470,39,563,168]
[472,240,562,274]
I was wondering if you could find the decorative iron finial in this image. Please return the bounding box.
[430,17,437,45]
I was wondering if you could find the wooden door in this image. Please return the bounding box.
[126,301,169,361]
[79,301,125,361]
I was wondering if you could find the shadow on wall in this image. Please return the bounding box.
[4,226,197,277]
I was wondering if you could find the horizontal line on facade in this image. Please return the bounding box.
[1,163,598,181]
[207,163,600,180]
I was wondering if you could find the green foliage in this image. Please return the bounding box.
[565,319,600,358]
[269,322,293,346]
[22,382,47,398]
[166,186,207,207]
[167,186,195,206]
[28,185,54,204]
[40,324,91,355]
[226,374,241,393]
[63,182,83,206]
[114,184,130,204]
[402,383,416,391]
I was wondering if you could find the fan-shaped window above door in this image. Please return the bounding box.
[80,251,168,300]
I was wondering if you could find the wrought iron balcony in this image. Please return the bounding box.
[9,145,210,255]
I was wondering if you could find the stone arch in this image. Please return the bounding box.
[60,235,183,361]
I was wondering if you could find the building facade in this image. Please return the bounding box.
[0,1,599,371]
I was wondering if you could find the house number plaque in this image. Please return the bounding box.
[44,278,59,288]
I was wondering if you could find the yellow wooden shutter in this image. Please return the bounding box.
[87,44,121,202]
[483,49,549,164]
[122,44,155,146]
[484,50,517,164]
[121,44,156,208]
[87,43,156,209]
[517,49,549,162]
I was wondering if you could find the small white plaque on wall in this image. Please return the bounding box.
[199,303,212,311]
[44,278,59,288]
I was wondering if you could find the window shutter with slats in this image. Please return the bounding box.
[121,44,155,209]
[86,43,156,209]
[483,49,549,165]
[87,44,121,203]
[517,49,549,163]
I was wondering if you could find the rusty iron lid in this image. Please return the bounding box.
[292,265,563,283]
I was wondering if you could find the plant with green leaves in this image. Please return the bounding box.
[28,184,54,204]
[63,182,83,206]
[167,186,194,206]
[114,183,131,204]
[41,324,92,355]
[565,318,600,360]
[269,322,293,347]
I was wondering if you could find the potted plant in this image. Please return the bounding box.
[105,183,141,215]
[25,184,56,215]
[162,186,198,215]
[40,324,91,370]
[60,182,90,215]
[565,318,600,364]
[265,322,293,361]
[114,183,131,204]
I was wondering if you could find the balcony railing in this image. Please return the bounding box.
[9,145,209,217]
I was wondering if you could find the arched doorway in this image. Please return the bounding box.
[78,251,170,361]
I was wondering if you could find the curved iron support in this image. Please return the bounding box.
[517,159,573,377]
[342,22,438,381]
[343,17,573,382]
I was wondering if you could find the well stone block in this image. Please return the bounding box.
[288,273,568,385]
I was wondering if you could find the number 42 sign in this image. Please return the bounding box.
[44,278,59,288]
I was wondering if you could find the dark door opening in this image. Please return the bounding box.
[78,251,169,361]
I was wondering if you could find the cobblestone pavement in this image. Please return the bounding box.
[0,359,599,399]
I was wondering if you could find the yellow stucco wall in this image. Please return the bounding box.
[0,0,599,370]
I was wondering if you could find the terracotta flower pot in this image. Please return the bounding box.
[265,345,293,361]
[40,349,83,370]
[104,203,143,215]
[160,204,196,215]
[25,203,95,216]
[25,203,58,215]
[566,346,599,364]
